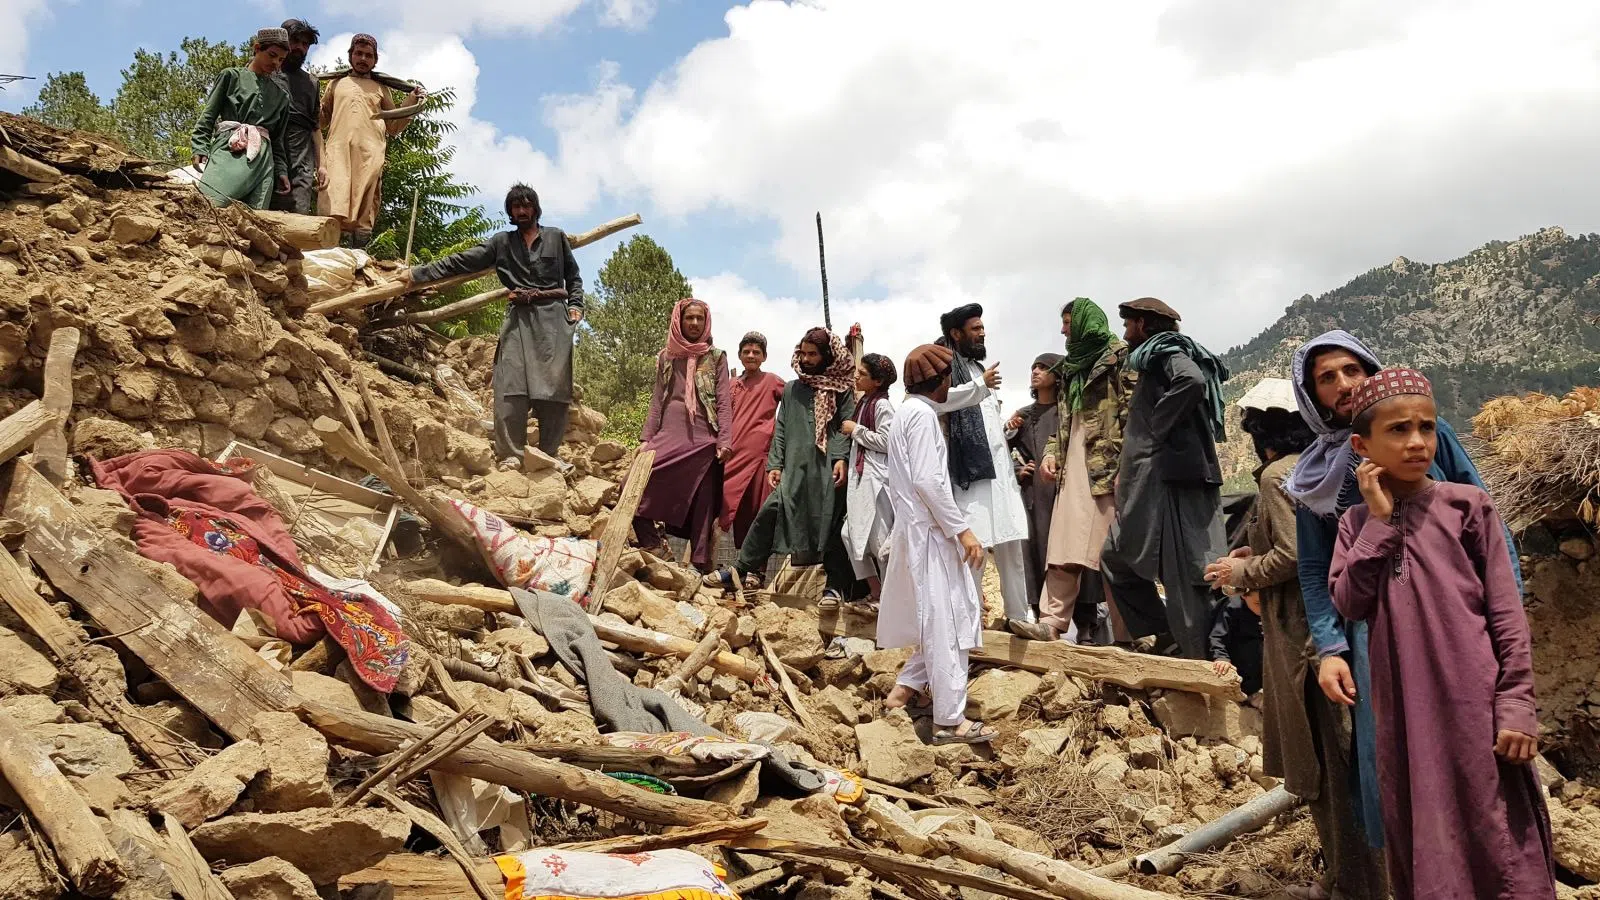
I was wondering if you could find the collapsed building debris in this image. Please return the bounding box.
[0,111,1596,900]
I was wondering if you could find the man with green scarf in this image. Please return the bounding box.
[1098,297,1231,659]
[1012,298,1135,643]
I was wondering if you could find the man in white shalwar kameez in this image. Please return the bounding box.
[931,304,1034,624]
[879,344,995,744]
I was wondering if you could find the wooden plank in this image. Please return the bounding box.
[0,549,197,774]
[345,853,501,900]
[300,699,739,827]
[591,450,654,609]
[0,145,63,183]
[356,370,405,477]
[0,401,55,467]
[160,814,236,900]
[34,326,80,486]
[6,461,298,740]
[403,579,766,681]
[111,810,232,900]
[757,631,822,734]
[0,709,126,896]
[320,367,371,451]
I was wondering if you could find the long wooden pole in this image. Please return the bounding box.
[816,212,831,331]
[932,832,1175,900]
[403,186,420,263]
[591,449,654,606]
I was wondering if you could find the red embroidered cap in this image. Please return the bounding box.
[1351,366,1433,419]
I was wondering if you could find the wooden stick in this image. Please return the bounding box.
[591,450,655,608]
[356,370,406,476]
[34,326,79,486]
[931,831,1175,900]
[553,817,769,853]
[0,401,56,467]
[363,350,435,385]
[757,631,821,733]
[337,705,474,808]
[251,209,340,251]
[741,842,1062,900]
[669,611,734,686]
[405,578,766,681]
[310,416,491,571]
[320,367,370,451]
[403,187,420,263]
[506,743,727,777]
[437,656,579,712]
[0,549,196,774]
[1131,785,1299,876]
[308,214,642,318]
[373,786,499,900]
[300,699,738,826]
[6,461,297,740]
[0,709,127,896]
[391,715,498,785]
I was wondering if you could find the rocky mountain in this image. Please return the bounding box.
[1217,227,1600,486]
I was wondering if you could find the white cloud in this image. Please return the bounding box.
[0,0,52,87]
[318,0,586,37]
[600,0,658,31]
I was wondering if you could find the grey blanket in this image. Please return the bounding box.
[511,587,823,793]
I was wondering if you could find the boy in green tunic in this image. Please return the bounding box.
[192,28,293,209]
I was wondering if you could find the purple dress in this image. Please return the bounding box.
[634,357,733,569]
[1330,481,1554,900]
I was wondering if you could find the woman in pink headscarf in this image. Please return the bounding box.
[631,298,733,571]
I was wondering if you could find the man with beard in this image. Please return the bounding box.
[933,304,1032,624]
[269,19,326,215]
[704,328,856,608]
[404,184,583,466]
[1099,297,1230,659]
[1286,330,1521,894]
[319,33,424,246]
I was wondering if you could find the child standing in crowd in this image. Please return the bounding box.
[1207,592,1263,697]
[1330,368,1554,900]
[840,353,897,606]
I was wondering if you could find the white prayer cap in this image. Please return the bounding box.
[1237,377,1297,413]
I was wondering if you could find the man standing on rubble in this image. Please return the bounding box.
[703,327,856,607]
[404,184,582,467]
[191,28,292,209]
[1099,297,1230,659]
[320,33,424,246]
[269,19,326,216]
[932,304,1032,625]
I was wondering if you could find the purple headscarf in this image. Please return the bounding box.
[1283,330,1381,517]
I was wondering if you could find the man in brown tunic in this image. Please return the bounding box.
[319,33,423,246]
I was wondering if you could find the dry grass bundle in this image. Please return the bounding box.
[1174,815,1322,899]
[995,761,1153,859]
[1472,393,1600,529]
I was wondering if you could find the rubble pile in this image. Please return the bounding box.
[0,112,1597,900]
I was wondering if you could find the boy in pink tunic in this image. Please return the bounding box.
[1330,368,1554,900]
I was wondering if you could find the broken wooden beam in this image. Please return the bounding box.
[300,699,738,827]
[0,401,55,467]
[505,743,728,778]
[307,214,642,318]
[373,787,500,900]
[931,831,1174,900]
[6,460,298,740]
[250,209,340,251]
[554,817,769,853]
[338,706,474,808]
[758,630,823,733]
[404,578,766,681]
[356,370,406,476]
[0,145,63,183]
[741,841,1063,900]
[34,325,79,486]
[592,449,654,605]
[0,708,127,896]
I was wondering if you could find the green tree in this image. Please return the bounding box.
[22,71,114,133]
[112,36,248,163]
[575,235,694,442]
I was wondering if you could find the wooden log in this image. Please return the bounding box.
[506,744,727,778]
[373,787,499,900]
[300,699,737,826]
[0,549,197,774]
[391,715,498,784]
[931,831,1174,900]
[0,401,55,467]
[554,817,769,853]
[310,214,641,318]
[34,326,79,486]
[310,416,491,572]
[338,706,474,808]
[668,610,735,686]
[345,853,503,900]
[740,842,1063,900]
[1131,785,1299,876]
[0,145,63,183]
[6,461,297,740]
[251,209,341,251]
[111,810,232,900]
[403,579,766,681]
[592,450,655,606]
[363,350,435,385]
[374,103,426,121]
[0,709,127,896]
[356,371,405,476]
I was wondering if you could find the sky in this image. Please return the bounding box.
[7,0,1600,412]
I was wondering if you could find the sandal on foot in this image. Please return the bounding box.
[818,589,843,611]
[741,571,764,592]
[931,719,997,745]
[1006,619,1058,641]
[885,689,933,718]
[702,567,736,592]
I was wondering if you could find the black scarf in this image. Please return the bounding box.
[938,338,996,490]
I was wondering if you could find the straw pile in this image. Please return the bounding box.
[1471,387,1600,530]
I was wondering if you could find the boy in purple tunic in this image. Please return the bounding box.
[1330,368,1554,900]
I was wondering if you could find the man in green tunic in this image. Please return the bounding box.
[704,327,857,605]
[192,28,293,209]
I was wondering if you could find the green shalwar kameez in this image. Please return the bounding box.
[735,382,856,592]
[191,67,291,209]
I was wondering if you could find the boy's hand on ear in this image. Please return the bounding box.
[1356,460,1394,520]
[1493,729,1538,765]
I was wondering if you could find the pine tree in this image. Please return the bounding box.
[21,72,114,134]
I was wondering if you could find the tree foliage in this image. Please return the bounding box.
[575,235,695,442]
[113,37,250,163]
[21,71,114,133]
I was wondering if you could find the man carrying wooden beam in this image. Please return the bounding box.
[319,32,424,246]
[403,184,583,469]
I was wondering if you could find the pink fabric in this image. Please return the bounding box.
[219,121,268,161]
[661,298,711,410]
